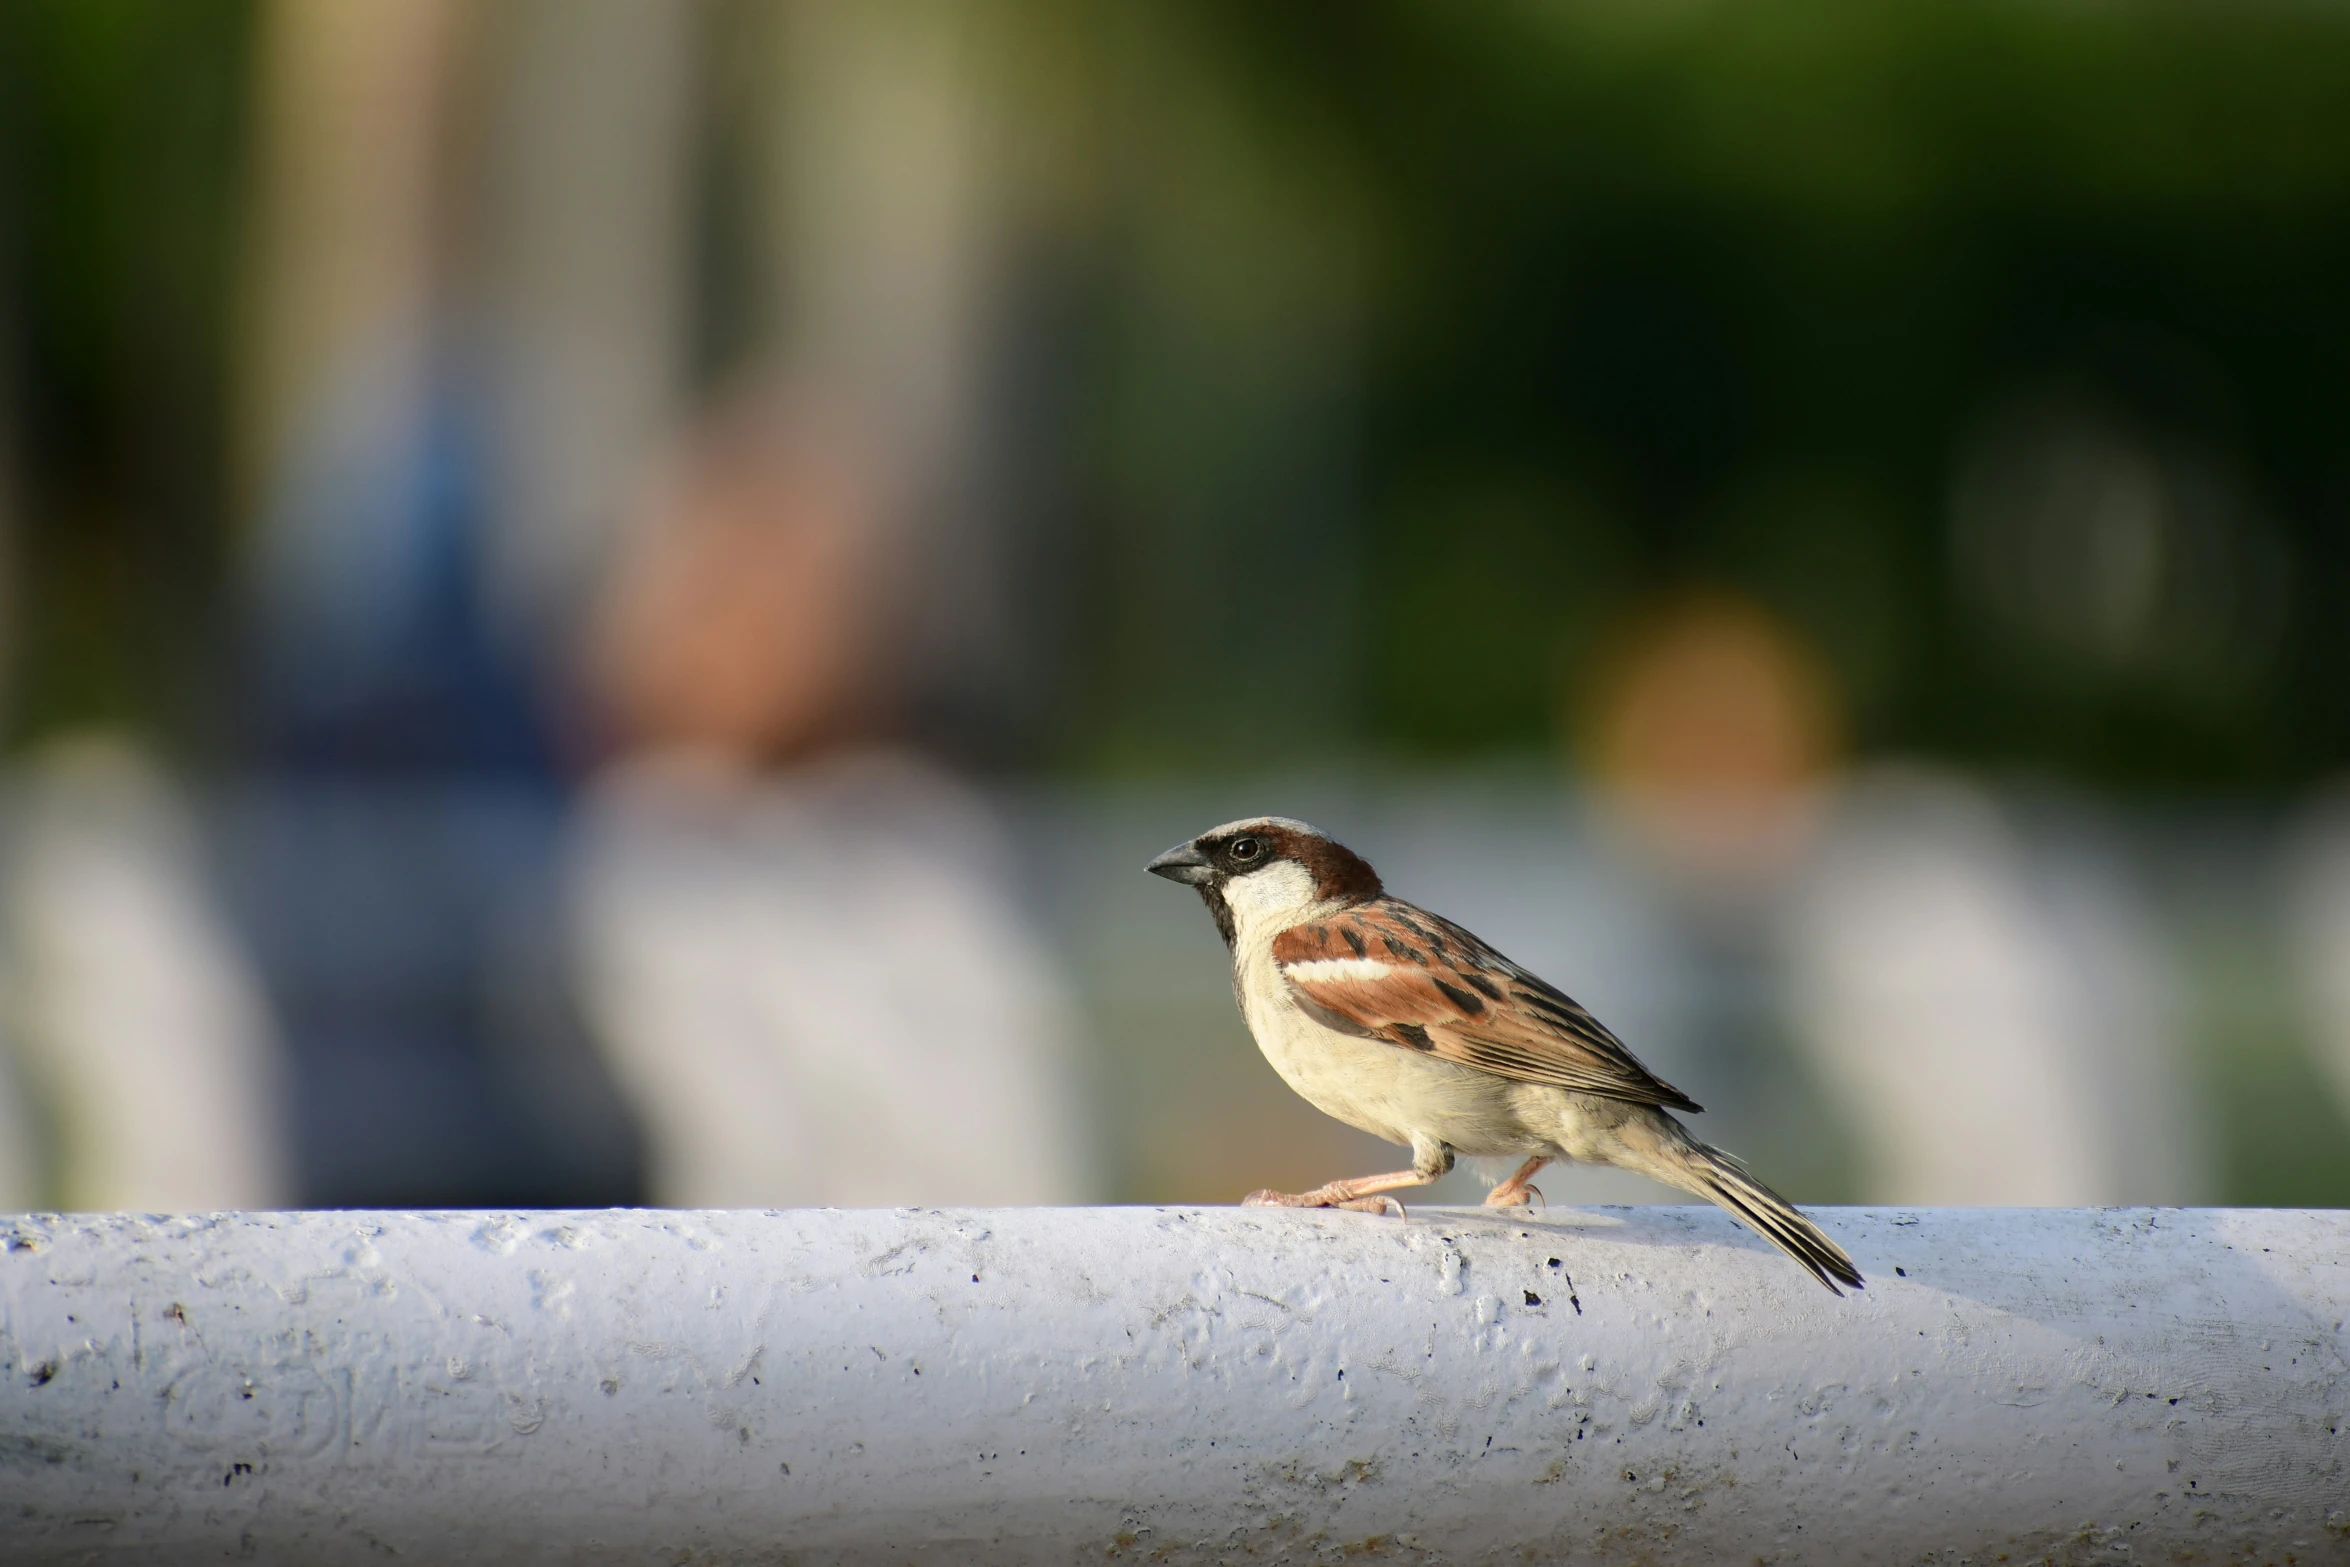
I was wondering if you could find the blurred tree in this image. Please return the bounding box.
[4,0,2350,791]
[0,0,251,752]
[1163,0,2350,789]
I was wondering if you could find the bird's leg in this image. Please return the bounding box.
[1482,1155,1550,1210]
[1244,1144,1453,1217]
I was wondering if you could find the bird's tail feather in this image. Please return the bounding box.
[1632,1125,1863,1294]
[1690,1145,1862,1293]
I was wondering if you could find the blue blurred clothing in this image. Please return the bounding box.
[235,366,639,1206]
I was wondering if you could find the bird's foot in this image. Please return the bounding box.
[1243,1187,1407,1217]
[1483,1182,1545,1214]
[1482,1155,1552,1213]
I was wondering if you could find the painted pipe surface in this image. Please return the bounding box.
[2,1205,2345,1564]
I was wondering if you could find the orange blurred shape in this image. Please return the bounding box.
[586,388,901,767]
[1578,589,1846,881]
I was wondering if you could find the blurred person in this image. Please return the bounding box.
[1568,591,1862,1200]
[568,385,1090,1207]
[1578,591,2203,1204]
[231,328,640,1207]
[1577,589,1845,899]
[1783,770,2204,1205]
[226,0,654,1207]
[0,738,290,1210]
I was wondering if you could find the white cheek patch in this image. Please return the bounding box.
[1282,958,1394,984]
[1221,860,1321,937]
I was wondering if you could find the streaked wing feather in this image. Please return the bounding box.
[1274,901,1701,1112]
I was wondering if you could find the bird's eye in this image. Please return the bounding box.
[1228,836,1262,864]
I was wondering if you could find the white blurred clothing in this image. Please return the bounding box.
[1785,771,2202,1205]
[0,740,290,1211]
[0,1027,37,1209]
[569,749,1090,1208]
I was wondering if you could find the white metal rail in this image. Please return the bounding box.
[2,1205,2344,1563]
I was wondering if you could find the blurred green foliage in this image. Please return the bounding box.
[3,0,2349,790]
[0,0,250,751]
[1207,0,2350,787]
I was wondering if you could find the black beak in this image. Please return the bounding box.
[1147,841,1216,886]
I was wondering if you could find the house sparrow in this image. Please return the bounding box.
[1148,817,1863,1293]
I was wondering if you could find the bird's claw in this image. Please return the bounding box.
[1337,1194,1407,1216]
[1483,1182,1545,1214]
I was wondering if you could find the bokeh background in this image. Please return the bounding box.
[3,0,2349,1214]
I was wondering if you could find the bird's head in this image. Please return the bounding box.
[1146,817,1382,945]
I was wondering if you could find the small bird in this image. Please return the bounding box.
[1148,817,1863,1293]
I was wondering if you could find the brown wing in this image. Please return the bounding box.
[1272,898,1701,1112]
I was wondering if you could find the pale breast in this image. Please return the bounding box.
[1233,938,1544,1157]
